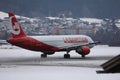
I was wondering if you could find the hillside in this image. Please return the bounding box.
[0,11,120,46]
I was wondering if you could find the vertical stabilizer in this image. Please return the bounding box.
[9,12,26,38]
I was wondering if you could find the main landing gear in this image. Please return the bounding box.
[41,53,47,58]
[41,52,71,58]
[41,52,55,58]
[64,51,70,58]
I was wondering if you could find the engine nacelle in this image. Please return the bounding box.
[76,46,90,55]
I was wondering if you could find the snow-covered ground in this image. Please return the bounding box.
[0,66,120,80]
[0,45,120,80]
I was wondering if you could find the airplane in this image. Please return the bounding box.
[7,12,100,58]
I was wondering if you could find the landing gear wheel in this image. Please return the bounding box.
[64,54,70,58]
[41,54,47,58]
[81,54,85,58]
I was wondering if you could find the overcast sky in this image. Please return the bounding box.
[0,0,120,18]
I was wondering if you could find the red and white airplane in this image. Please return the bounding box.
[7,12,100,58]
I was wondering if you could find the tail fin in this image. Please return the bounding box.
[8,12,26,38]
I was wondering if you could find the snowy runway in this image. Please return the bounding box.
[0,45,120,80]
[0,55,114,68]
[0,45,119,67]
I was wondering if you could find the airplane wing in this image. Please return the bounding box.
[88,41,101,45]
[60,41,101,51]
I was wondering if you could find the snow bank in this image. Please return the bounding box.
[0,66,119,80]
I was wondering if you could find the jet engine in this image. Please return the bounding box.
[76,46,90,57]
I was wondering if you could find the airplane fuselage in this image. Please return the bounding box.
[7,35,94,52]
